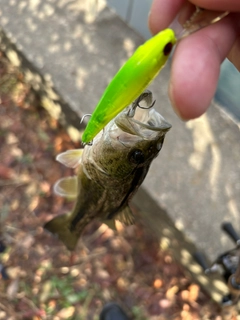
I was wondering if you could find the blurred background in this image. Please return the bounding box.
[0,0,240,318]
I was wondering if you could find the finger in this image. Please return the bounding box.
[190,0,240,12]
[149,0,240,35]
[149,0,186,34]
[169,14,239,120]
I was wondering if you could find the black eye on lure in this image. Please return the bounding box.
[163,42,173,56]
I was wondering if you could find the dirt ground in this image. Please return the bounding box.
[0,53,235,319]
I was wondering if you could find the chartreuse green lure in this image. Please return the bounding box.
[81,7,230,144]
[81,28,176,144]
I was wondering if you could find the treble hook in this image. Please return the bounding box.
[80,114,91,124]
[81,114,93,146]
[127,90,155,117]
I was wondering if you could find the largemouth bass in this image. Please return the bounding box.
[45,91,171,250]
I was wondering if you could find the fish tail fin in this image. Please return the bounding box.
[44,213,79,251]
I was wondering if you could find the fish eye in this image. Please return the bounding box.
[163,42,173,56]
[129,149,145,164]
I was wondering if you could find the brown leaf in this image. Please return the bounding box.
[40,181,51,194]
[0,164,14,179]
[166,285,179,301]
[153,278,163,289]
[188,284,199,301]
[7,279,19,299]
[56,306,75,318]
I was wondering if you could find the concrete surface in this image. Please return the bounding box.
[0,0,240,301]
[107,0,153,39]
[216,59,240,121]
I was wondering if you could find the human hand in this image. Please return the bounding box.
[149,0,240,120]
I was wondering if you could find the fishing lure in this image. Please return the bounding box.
[81,8,229,144]
[81,28,175,143]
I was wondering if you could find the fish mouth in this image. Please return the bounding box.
[115,90,171,139]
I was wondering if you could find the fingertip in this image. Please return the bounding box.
[169,36,221,120]
[169,13,239,120]
[148,0,165,35]
[148,12,157,35]
[168,80,187,120]
[169,77,210,121]
[149,0,185,34]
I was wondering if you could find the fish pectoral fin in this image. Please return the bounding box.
[54,176,78,199]
[116,205,135,225]
[102,219,117,230]
[44,213,79,251]
[56,149,84,168]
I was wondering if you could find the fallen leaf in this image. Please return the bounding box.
[0,164,14,179]
[29,196,40,211]
[56,306,75,318]
[7,278,19,299]
[188,284,199,301]
[19,234,35,250]
[6,132,19,144]
[117,277,129,290]
[40,181,51,194]
[159,299,172,309]
[153,278,163,289]
[180,289,189,301]
[0,311,7,319]
[166,285,179,301]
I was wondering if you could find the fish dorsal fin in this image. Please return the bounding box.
[56,149,83,168]
[116,205,135,225]
[54,176,78,199]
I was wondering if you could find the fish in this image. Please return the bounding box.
[44,90,171,251]
[81,8,229,144]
